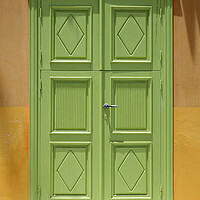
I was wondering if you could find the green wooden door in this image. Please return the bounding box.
[38,0,165,200]
[103,71,161,199]
[41,71,101,199]
[40,71,161,200]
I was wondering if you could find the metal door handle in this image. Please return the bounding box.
[103,103,118,109]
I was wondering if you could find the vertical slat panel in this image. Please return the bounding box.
[54,81,88,131]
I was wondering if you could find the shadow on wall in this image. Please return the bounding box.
[174,0,200,59]
[174,1,200,200]
[174,0,200,107]
[0,0,29,200]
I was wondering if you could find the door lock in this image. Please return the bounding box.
[103,103,118,109]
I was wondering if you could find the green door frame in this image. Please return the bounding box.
[29,0,173,199]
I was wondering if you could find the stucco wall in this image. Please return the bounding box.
[0,0,200,200]
[174,0,200,199]
[0,0,29,199]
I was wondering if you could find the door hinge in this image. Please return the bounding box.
[160,186,163,199]
[38,186,41,198]
[40,79,42,94]
[40,50,42,64]
[39,7,42,19]
[160,51,162,66]
[160,80,163,91]
[160,8,162,19]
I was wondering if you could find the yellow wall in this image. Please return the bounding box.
[0,0,29,200]
[0,0,200,200]
[174,0,200,199]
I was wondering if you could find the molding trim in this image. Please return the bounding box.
[29,0,39,199]
[162,0,173,199]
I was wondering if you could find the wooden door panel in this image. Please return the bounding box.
[112,143,151,195]
[110,77,152,134]
[52,77,91,133]
[52,143,91,196]
[104,0,161,70]
[104,71,160,200]
[51,7,91,62]
[40,71,101,200]
[41,0,99,70]
[113,7,150,61]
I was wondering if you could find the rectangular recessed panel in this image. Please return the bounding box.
[51,7,91,62]
[104,1,162,70]
[52,79,90,132]
[112,143,151,196]
[115,11,147,58]
[112,79,151,133]
[52,143,91,196]
[112,7,151,62]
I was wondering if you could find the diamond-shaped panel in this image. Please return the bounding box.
[117,14,144,55]
[57,14,84,55]
[118,150,144,191]
[57,151,84,191]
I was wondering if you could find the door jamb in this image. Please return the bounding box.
[29,0,173,199]
[29,0,39,199]
[163,0,173,199]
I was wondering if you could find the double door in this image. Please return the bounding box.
[39,0,163,200]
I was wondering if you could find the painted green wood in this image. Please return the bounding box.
[103,71,161,200]
[39,71,162,200]
[53,144,90,195]
[40,71,101,200]
[41,0,99,70]
[111,78,151,132]
[161,1,174,199]
[29,0,39,200]
[104,0,161,70]
[30,1,173,200]
[53,78,91,132]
